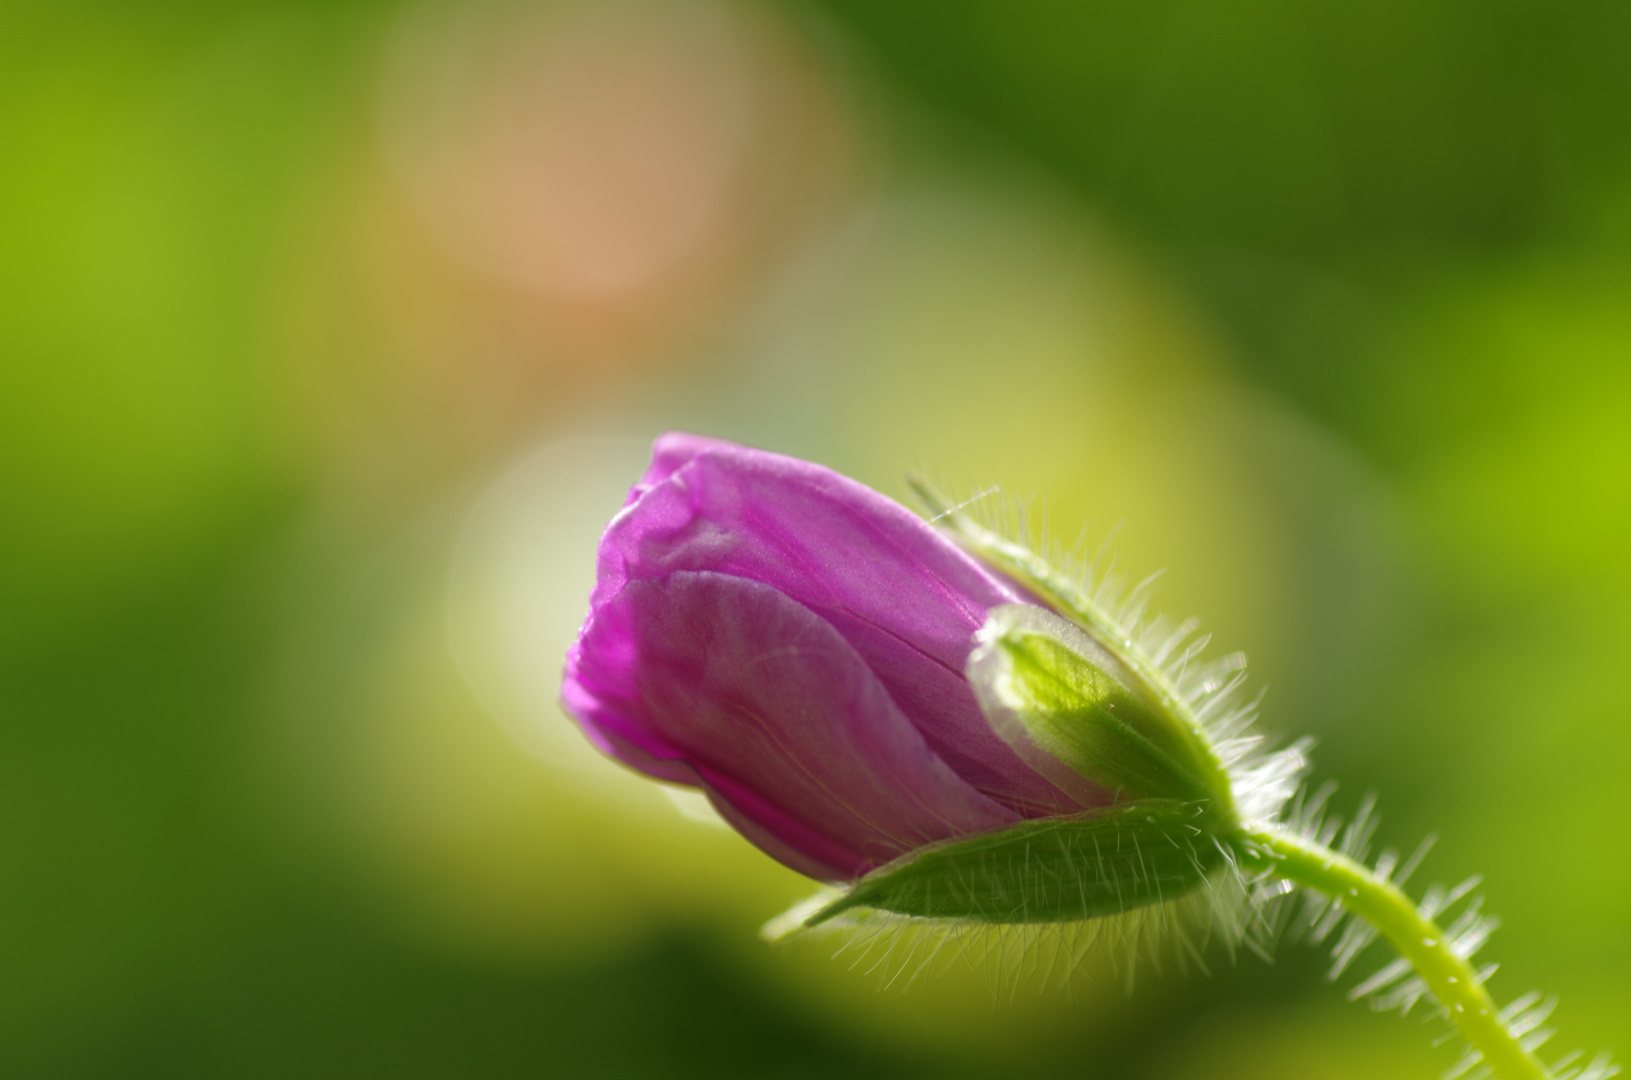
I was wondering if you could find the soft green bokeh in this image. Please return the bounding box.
[2,0,1626,1076]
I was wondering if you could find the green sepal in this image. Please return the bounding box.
[908,478,1238,818]
[970,604,1225,807]
[805,799,1227,926]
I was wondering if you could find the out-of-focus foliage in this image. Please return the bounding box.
[1,0,1625,1077]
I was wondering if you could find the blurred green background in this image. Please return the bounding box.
[2,0,1627,1076]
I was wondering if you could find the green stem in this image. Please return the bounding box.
[1240,823,1552,1080]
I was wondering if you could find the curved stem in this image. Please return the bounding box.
[1240,823,1552,1080]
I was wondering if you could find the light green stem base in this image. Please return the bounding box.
[1239,824,1552,1080]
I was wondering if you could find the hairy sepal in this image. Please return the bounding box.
[805,799,1226,926]
[970,604,1225,808]
[908,478,1243,818]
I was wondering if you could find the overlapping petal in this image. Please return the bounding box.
[566,571,1020,881]
[584,434,1090,817]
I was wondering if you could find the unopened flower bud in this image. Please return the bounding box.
[563,433,1245,928]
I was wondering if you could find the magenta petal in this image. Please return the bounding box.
[564,571,1021,881]
[618,432,734,509]
[591,436,1088,817]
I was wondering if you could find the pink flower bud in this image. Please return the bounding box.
[562,433,1111,883]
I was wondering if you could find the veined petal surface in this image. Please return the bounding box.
[590,434,1093,817]
[565,571,1021,881]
